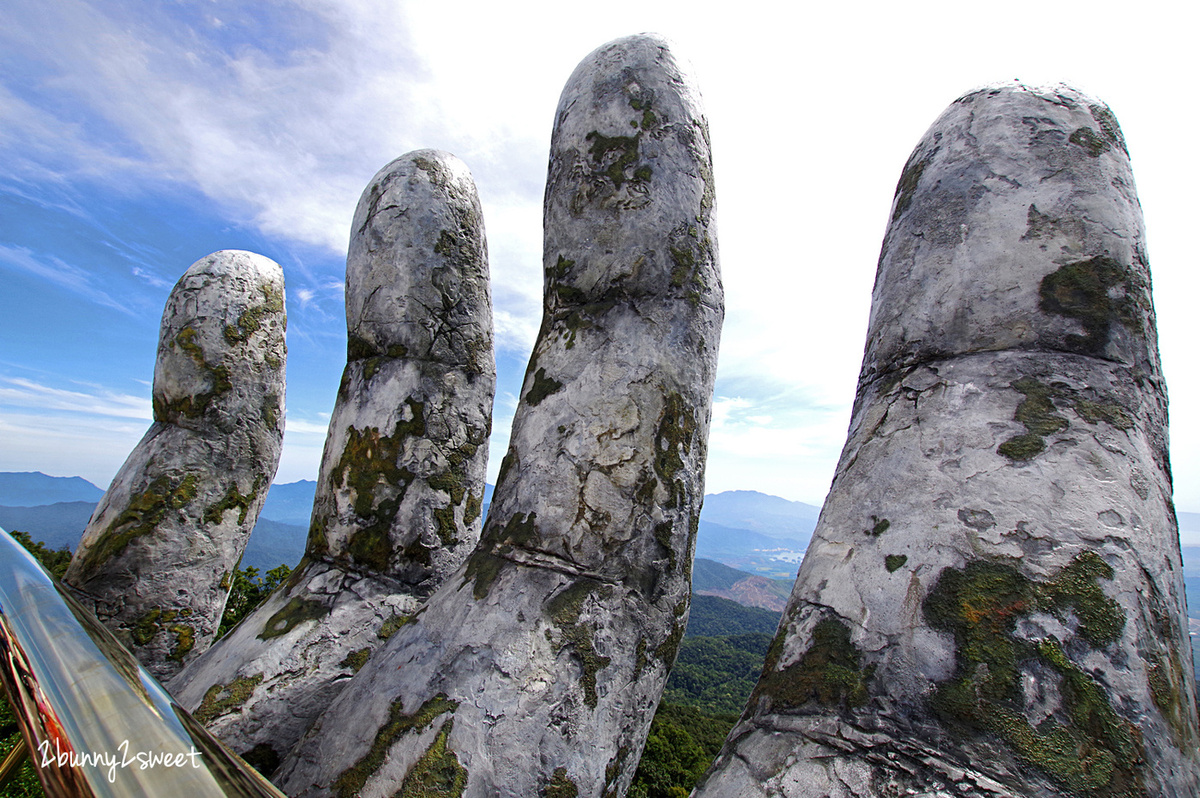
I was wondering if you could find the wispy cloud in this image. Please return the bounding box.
[0,244,139,318]
[0,377,152,420]
[3,0,1199,509]
[282,416,331,436]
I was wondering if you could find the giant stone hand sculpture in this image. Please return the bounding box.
[693,84,1200,797]
[275,33,722,798]
[168,150,494,774]
[64,250,287,681]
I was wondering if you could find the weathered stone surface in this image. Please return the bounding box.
[64,250,286,681]
[275,34,722,798]
[693,84,1199,798]
[168,150,494,770]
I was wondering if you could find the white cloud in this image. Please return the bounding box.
[0,411,146,490]
[0,377,152,420]
[282,416,332,437]
[1,0,1198,510]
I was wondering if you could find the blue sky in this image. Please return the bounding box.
[2,1,1198,512]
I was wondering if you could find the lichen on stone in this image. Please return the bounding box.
[545,766,579,798]
[76,473,200,574]
[1039,255,1142,354]
[258,596,330,640]
[751,616,874,712]
[378,612,414,639]
[526,367,564,406]
[339,647,372,673]
[544,579,613,709]
[333,693,460,798]
[195,673,264,724]
[922,554,1142,796]
[168,622,195,662]
[653,392,697,509]
[202,475,263,525]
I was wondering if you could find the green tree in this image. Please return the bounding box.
[7,531,70,580]
[628,703,739,798]
[218,563,292,638]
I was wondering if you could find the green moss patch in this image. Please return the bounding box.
[1138,573,1195,748]
[433,506,459,547]
[1088,103,1127,155]
[168,623,195,662]
[585,131,644,190]
[332,405,425,571]
[340,647,372,673]
[922,554,1141,796]
[546,766,579,798]
[545,579,613,709]
[334,693,459,798]
[526,367,563,406]
[428,464,468,507]
[1039,255,1141,355]
[394,717,467,797]
[752,617,874,711]
[378,612,415,639]
[1069,126,1110,157]
[464,491,483,526]
[885,554,908,573]
[654,600,689,668]
[195,673,263,724]
[998,376,1135,462]
[75,473,200,575]
[462,550,504,601]
[654,393,697,510]
[257,596,330,640]
[1074,399,1133,430]
[203,476,263,526]
[998,376,1067,461]
[223,284,284,345]
[159,326,233,419]
[131,607,176,647]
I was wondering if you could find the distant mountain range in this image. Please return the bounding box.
[691,557,793,612]
[7,471,1200,610]
[0,473,820,579]
[0,472,104,506]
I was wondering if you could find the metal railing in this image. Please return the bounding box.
[0,526,287,797]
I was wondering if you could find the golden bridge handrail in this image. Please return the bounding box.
[0,526,287,797]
